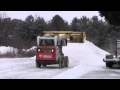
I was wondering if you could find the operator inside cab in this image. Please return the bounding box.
[39,39,54,46]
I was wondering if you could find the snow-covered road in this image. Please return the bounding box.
[0,41,113,79]
[79,66,120,79]
[0,42,86,79]
[0,58,70,79]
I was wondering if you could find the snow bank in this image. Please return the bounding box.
[0,46,36,55]
[22,46,36,52]
[0,46,18,54]
[52,41,109,79]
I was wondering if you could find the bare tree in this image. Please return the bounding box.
[0,11,8,19]
[34,13,39,21]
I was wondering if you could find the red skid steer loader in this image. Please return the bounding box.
[36,34,69,68]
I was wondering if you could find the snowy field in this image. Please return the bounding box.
[0,41,110,79]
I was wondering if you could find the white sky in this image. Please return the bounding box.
[1,11,104,24]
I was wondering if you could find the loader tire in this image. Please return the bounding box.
[64,56,69,67]
[42,64,46,67]
[59,57,65,68]
[106,62,114,68]
[36,61,41,68]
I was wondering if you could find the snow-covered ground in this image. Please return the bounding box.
[0,41,109,79]
[52,41,109,79]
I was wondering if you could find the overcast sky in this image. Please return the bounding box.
[1,11,104,24]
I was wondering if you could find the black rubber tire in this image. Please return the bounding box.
[36,61,41,68]
[64,56,69,67]
[106,62,114,68]
[42,64,47,67]
[59,57,64,68]
[112,64,120,69]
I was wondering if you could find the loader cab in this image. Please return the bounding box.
[57,35,67,46]
[36,36,57,62]
[39,39,55,46]
[37,36,56,46]
[57,39,67,46]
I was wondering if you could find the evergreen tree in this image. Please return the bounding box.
[71,17,80,31]
[99,11,120,26]
[48,14,69,31]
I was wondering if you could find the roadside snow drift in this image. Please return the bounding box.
[52,41,109,79]
[0,46,18,54]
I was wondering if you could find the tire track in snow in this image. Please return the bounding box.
[0,58,69,79]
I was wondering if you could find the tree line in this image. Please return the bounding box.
[0,12,120,54]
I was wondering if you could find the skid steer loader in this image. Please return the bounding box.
[35,34,69,68]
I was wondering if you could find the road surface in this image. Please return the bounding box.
[79,65,120,79]
[0,57,80,79]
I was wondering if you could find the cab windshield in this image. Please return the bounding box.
[39,39,54,46]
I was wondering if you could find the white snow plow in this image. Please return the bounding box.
[103,40,120,68]
[103,54,118,68]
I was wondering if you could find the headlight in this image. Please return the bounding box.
[37,49,40,52]
[51,49,54,52]
[113,55,116,58]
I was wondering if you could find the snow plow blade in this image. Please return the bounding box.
[43,31,86,43]
[70,32,86,43]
